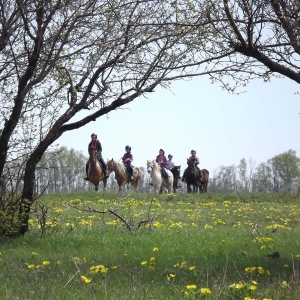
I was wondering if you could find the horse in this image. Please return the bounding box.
[106,159,142,192]
[170,165,181,193]
[146,160,173,193]
[184,159,202,193]
[199,169,209,193]
[88,149,107,191]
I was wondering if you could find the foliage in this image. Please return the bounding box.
[0,0,299,236]
[1,192,300,299]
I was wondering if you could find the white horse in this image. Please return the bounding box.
[146,160,173,193]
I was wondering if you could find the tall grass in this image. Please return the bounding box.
[1,192,300,299]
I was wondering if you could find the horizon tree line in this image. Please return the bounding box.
[34,147,300,194]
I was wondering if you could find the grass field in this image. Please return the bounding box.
[1,192,300,300]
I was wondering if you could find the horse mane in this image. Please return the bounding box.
[147,159,160,170]
[114,160,127,174]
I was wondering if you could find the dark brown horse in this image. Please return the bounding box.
[170,166,181,193]
[88,149,107,191]
[199,169,209,193]
[107,159,142,192]
[184,159,199,193]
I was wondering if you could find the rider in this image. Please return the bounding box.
[181,150,203,182]
[166,154,175,170]
[84,133,108,181]
[156,149,169,182]
[122,145,134,180]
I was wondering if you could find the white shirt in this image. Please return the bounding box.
[166,159,175,170]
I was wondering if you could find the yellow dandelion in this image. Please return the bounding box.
[189,266,195,271]
[150,257,156,263]
[186,285,197,290]
[27,264,35,269]
[281,280,288,288]
[257,266,265,274]
[153,247,159,252]
[141,261,147,266]
[167,274,176,281]
[42,261,50,266]
[200,287,212,294]
[252,280,258,285]
[111,266,118,270]
[81,275,91,284]
[31,252,38,256]
[249,285,257,290]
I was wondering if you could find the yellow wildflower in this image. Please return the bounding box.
[186,285,197,290]
[81,275,91,284]
[200,288,212,294]
[167,274,176,281]
[281,281,288,288]
[189,266,195,271]
[153,247,159,252]
[27,264,35,269]
[141,261,147,266]
[257,266,264,274]
[42,261,50,266]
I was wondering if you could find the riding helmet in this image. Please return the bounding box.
[125,145,131,150]
[91,133,97,138]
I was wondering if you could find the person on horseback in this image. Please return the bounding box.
[122,145,134,181]
[156,149,169,182]
[84,133,108,180]
[181,150,203,182]
[166,154,175,170]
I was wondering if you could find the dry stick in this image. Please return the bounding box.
[137,197,154,230]
[64,259,81,287]
[108,209,132,232]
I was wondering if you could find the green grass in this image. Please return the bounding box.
[1,192,300,299]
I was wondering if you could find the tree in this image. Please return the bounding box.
[185,0,300,89]
[269,149,300,193]
[1,0,212,235]
[1,0,300,236]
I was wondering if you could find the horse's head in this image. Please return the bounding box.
[174,165,181,175]
[146,160,154,174]
[187,160,197,175]
[106,158,114,174]
[89,148,98,163]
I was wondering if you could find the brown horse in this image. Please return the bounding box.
[184,160,209,193]
[88,149,107,191]
[106,159,142,192]
[170,166,181,193]
[199,169,209,193]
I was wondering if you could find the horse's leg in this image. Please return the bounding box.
[103,178,107,191]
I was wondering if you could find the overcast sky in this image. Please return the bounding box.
[57,75,299,175]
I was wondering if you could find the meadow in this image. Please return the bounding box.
[1,192,300,300]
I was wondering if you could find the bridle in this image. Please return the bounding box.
[147,161,155,173]
[90,150,98,165]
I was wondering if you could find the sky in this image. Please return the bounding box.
[56,75,299,176]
